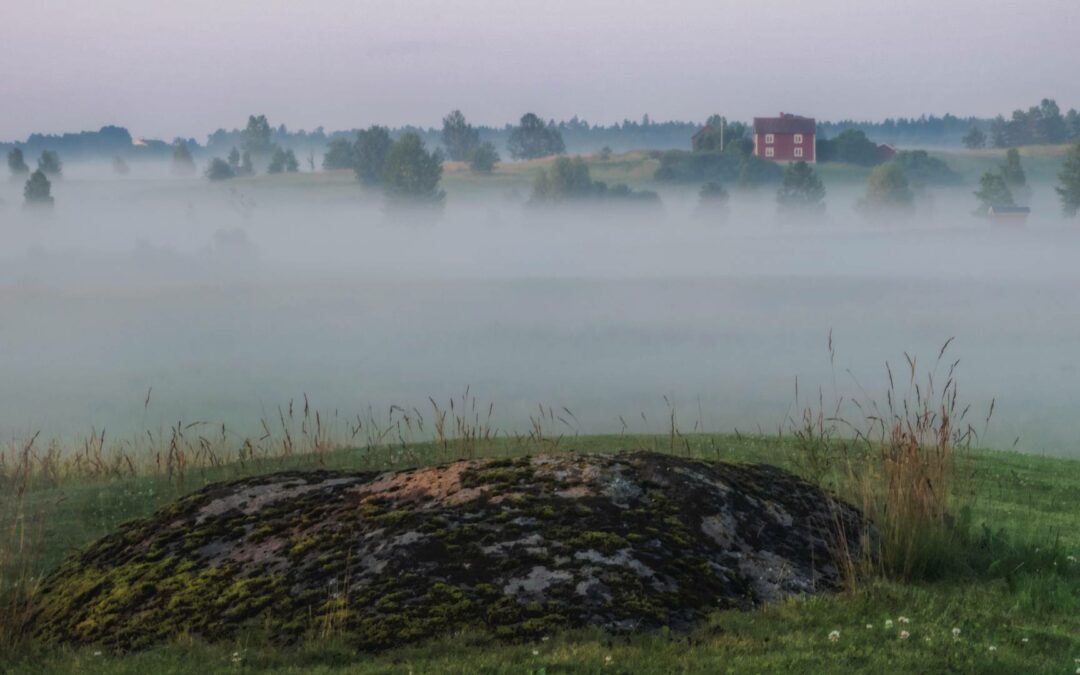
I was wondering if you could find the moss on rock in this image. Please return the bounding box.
[26,452,868,651]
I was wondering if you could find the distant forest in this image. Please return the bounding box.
[3,99,1078,161]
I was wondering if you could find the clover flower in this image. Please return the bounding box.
[828,630,840,642]
[899,631,910,640]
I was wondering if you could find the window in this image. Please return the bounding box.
[794,134,804,144]
[765,147,775,158]
[794,147,804,158]
[765,133,775,144]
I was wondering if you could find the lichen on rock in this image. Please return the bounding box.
[27,452,869,650]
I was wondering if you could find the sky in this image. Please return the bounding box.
[3,0,1079,142]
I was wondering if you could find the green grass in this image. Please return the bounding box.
[3,433,1079,673]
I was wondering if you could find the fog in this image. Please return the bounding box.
[2,163,1079,456]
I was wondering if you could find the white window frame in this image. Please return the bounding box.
[794,134,804,144]
[794,147,804,158]
[765,133,775,144]
[765,147,775,158]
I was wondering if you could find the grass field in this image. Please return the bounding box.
[2,432,1078,673]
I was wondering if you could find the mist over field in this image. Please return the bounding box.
[2,160,1079,456]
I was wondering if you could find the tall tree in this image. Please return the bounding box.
[24,169,54,205]
[381,132,444,205]
[973,170,1014,216]
[1037,99,1068,144]
[1000,148,1027,190]
[38,150,62,176]
[507,113,565,160]
[7,148,29,176]
[962,126,986,149]
[242,115,273,157]
[776,161,825,214]
[1057,141,1080,217]
[441,110,480,162]
[354,126,394,185]
[227,147,241,172]
[171,141,195,175]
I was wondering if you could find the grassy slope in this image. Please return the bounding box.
[3,434,1079,673]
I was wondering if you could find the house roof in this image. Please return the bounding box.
[753,114,816,135]
[692,126,714,140]
[988,206,1031,215]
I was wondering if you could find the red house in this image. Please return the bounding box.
[752,113,816,163]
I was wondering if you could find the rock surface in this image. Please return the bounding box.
[29,452,867,650]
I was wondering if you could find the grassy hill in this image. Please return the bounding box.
[2,433,1078,673]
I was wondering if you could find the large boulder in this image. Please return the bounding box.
[28,452,868,650]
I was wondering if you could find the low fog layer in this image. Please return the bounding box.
[1,163,1078,455]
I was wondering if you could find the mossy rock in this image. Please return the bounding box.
[27,452,868,650]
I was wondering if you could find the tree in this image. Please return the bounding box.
[171,141,195,175]
[24,169,53,205]
[508,113,565,160]
[441,110,480,162]
[962,126,986,149]
[1057,141,1080,217]
[737,155,783,188]
[112,156,130,176]
[861,163,914,213]
[695,181,730,220]
[7,148,29,176]
[1000,148,1027,191]
[892,150,961,187]
[973,170,1014,216]
[597,146,613,161]
[1067,109,1080,141]
[268,147,299,174]
[1037,99,1068,145]
[776,161,825,214]
[817,129,880,166]
[380,132,444,205]
[227,147,242,172]
[205,157,236,181]
[38,150,62,176]
[468,141,500,174]
[530,157,595,202]
[354,126,393,185]
[242,114,273,157]
[322,138,356,170]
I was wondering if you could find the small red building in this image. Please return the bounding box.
[752,113,816,163]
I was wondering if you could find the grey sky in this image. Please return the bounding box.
[3,0,1078,141]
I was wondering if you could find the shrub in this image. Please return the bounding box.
[205,157,236,181]
[468,142,500,174]
[381,132,444,206]
[776,161,825,214]
[859,163,914,214]
[23,169,53,205]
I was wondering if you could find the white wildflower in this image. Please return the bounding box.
[884,619,894,629]
[866,624,873,629]
[1021,637,1029,644]
[532,649,539,656]
[952,627,961,638]
[898,616,910,625]
[899,631,910,640]
[93,651,102,657]
[988,645,997,652]
[828,630,840,642]
[605,655,613,664]
[1067,555,1077,564]
[541,636,550,642]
